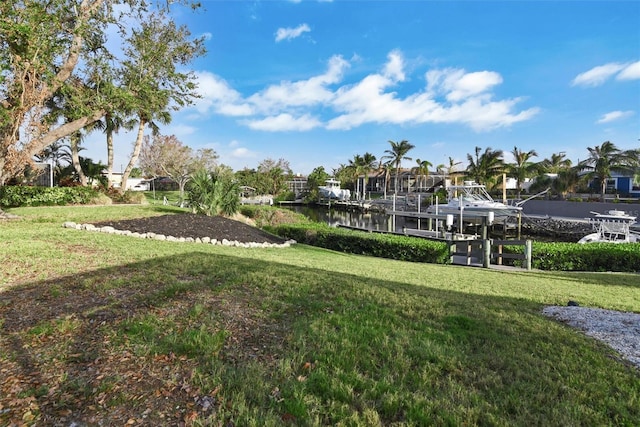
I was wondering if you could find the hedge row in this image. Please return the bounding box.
[269,222,640,272]
[0,185,104,207]
[530,242,640,272]
[267,223,450,264]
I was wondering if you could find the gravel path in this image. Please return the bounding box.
[542,306,640,369]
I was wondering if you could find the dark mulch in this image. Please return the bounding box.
[92,213,287,244]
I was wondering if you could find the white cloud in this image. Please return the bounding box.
[383,50,406,81]
[430,70,503,102]
[230,147,255,158]
[329,57,535,131]
[248,55,348,113]
[190,49,538,133]
[275,23,311,42]
[244,113,322,131]
[164,124,197,137]
[572,62,628,87]
[597,110,635,124]
[617,61,640,81]
[193,71,253,116]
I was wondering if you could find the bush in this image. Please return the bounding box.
[262,209,640,272]
[187,168,239,216]
[267,222,450,264]
[238,205,310,228]
[531,241,640,272]
[97,186,150,205]
[0,185,102,207]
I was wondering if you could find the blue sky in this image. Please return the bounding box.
[89,0,640,176]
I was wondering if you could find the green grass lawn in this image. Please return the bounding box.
[1,205,639,426]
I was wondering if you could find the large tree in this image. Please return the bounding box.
[465,146,504,189]
[0,0,202,185]
[382,140,415,195]
[118,12,205,192]
[0,0,107,184]
[256,158,293,196]
[347,152,377,199]
[305,166,331,202]
[506,146,538,199]
[578,141,639,201]
[139,134,219,198]
[533,152,574,198]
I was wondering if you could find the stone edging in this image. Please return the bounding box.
[62,222,296,249]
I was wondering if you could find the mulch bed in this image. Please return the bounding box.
[92,213,287,244]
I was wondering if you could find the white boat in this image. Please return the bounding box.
[578,210,640,244]
[319,179,351,201]
[426,181,522,218]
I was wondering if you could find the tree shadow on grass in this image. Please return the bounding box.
[1,251,639,425]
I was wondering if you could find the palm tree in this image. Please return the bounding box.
[91,112,137,187]
[506,146,538,199]
[578,141,638,201]
[539,152,572,174]
[554,166,581,198]
[382,140,415,194]
[359,152,377,199]
[412,159,432,192]
[34,141,72,185]
[348,152,377,199]
[443,156,462,186]
[377,159,394,198]
[465,146,504,189]
[534,152,574,198]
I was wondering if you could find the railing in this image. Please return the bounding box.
[449,239,532,270]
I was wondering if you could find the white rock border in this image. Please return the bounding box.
[62,221,296,249]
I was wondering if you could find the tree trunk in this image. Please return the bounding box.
[70,133,87,186]
[121,117,147,193]
[0,0,105,185]
[106,117,115,188]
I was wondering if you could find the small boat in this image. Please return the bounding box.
[319,178,351,201]
[578,210,640,244]
[426,181,522,218]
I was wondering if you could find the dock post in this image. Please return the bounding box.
[518,212,522,239]
[525,240,532,271]
[481,216,488,240]
[449,240,455,264]
[483,239,491,268]
[392,194,396,231]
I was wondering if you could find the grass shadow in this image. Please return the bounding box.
[1,251,639,425]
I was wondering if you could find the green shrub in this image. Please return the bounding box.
[0,185,102,207]
[267,223,450,264]
[108,190,148,205]
[187,168,239,216]
[265,215,640,272]
[531,241,640,272]
[238,205,310,228]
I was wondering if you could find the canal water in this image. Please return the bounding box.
[283,205,438,234]
[281,204,578,241]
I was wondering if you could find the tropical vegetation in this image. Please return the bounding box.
[0,0,205,188]
[578,141,639,201]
